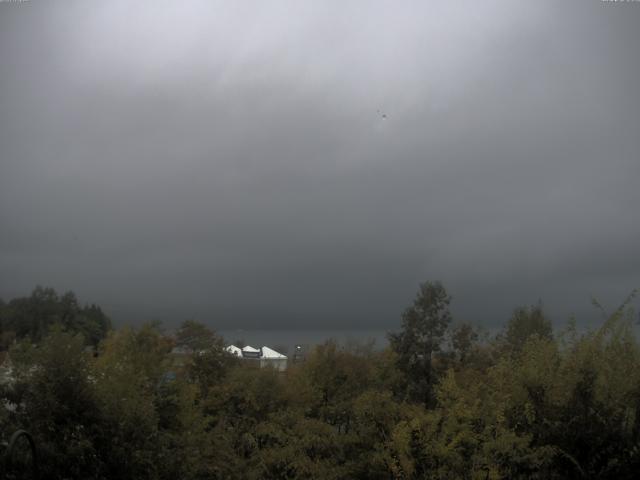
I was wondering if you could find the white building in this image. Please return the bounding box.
[225,344,288,371]
[260,346,288,372]
[241,345,261,358]
[225,345,243,357]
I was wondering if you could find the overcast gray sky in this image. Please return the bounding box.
[1,0,639,330]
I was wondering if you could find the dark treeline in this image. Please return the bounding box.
[0,283,639,479]
[0,286,111,348]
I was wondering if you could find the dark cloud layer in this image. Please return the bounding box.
[1,0,639,329]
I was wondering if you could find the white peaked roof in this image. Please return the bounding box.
[225,345,242,357]
[225,345,287,360]
[261,346,287,359]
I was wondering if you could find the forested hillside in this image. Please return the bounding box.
[0,284,638,479]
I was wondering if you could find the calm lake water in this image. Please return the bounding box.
[218,329,390,355]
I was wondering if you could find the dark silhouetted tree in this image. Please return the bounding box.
[504,303,552,352]
[451,322,478,364]
[389,281,452,407]
[175,319,217,351]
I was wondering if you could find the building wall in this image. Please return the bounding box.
[260,358,287,372]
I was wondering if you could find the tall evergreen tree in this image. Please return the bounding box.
[389,281,452,407]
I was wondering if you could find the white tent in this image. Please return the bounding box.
[260,346,287,359]
[225,345,242,357]
[260,346,287,371]
[241,345,261,358]
[223,345,288,371]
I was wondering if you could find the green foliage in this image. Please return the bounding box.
[0,285,639,478]
[389,281,452,406]
[3,327,103,477]
[450,322,479,365]
[91,324,172,479]
[175,319,219,351]
[178,322,238,398]
[186,346,238,398]
[0,286,111,348]
[502,303,552,353]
